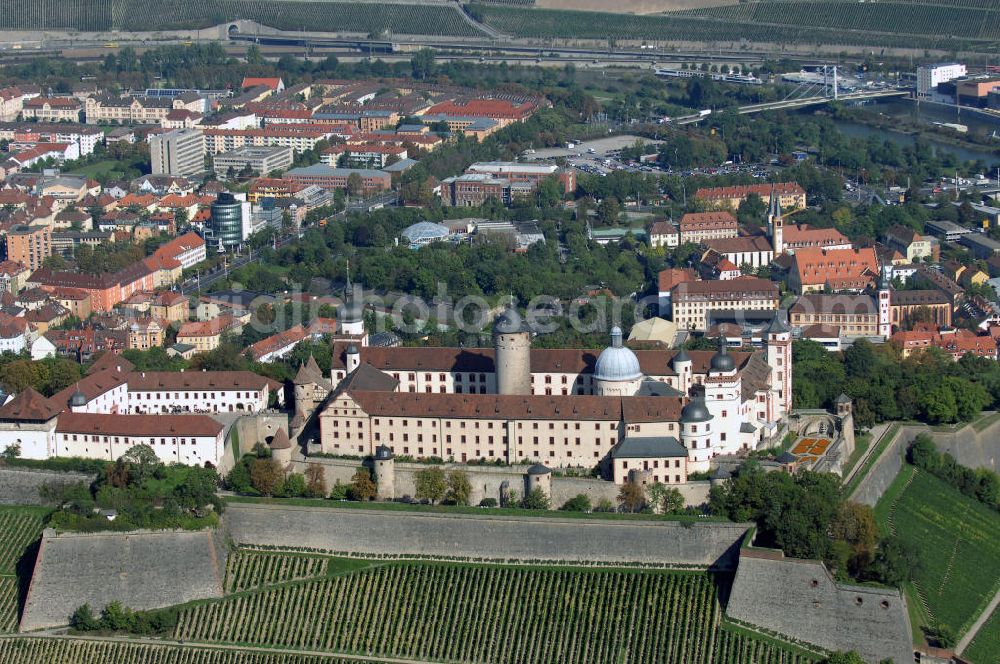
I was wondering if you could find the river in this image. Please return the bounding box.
[824,98,1000,165]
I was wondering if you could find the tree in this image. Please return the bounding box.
[596,197,620,226]
[414,467,448,504]
[245,45,263,65]
[304,463,327,498]
[561,494,592,512]
[70,604,100,631]
[618,480,646,513]
[830,502,878,556]
[100,601,133,632]
[446,470,472,506]
[119,444,161,485]
[663,487,685,514]
[348,468,376,501]
[410,48,436,80]
[225,458,252,493]
[250,458,285,497]
[346,172,364,199]
[1,443,20,460]
[866,536,919,586]
[282,473,307,498]
[520,487,550,510]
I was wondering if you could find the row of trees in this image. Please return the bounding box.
[909,434,1000,509]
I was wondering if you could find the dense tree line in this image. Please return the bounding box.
[793,339,993,427]
[709,464,917,587]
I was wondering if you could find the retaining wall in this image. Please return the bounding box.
[850,417,1000,507]
[0,467,93,506]
[19,528,227,632]
[223,502,749,568]
[293,456,710,508]
[727,549,913,664]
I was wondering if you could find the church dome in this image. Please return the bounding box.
[595,327,642,382]
[493,306,528,335]
[681,397,712,423]
[710,339,736,373]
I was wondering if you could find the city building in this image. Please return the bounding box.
[6,224,52,272]
[213,145,294,180]
[669,278,780,331]
[678,211,738,243]
[917,63,967,98]
[150,128,205,178]
[883,225,933,262]
[788,247,880,294]
[21,97,81,122]
[695,182,806,211]
[206,193,251,252]
[892,324,996,360]
[283,165,391,195]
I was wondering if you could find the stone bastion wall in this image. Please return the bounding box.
[726,548,913,664]
[222,502,749,567]
[19,528,227,632]
[0,467,93,506]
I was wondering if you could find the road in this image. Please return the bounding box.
[957,585,1000,655]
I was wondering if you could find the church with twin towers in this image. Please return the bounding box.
[293,286,792,485]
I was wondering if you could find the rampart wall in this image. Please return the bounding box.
[726,549,913,664]
[20,528,227,631]
[223,502,749,567]
[0,467,92,506]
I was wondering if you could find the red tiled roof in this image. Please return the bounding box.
[695,182,804,201]
[0,388,60,421]
[56,412,223,437]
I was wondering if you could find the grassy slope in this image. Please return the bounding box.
[875,467,1000,639]
[964,605,1000,664]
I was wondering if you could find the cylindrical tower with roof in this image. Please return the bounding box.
[493,306,531,395]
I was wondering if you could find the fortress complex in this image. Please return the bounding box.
[298,294,793,483]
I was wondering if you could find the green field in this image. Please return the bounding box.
[0,638,387,663]
[875,467,1000,640]
[0,508,47,634]
[964,606,1000,664]
[176,555,818,663]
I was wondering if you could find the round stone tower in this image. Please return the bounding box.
[671,348,693,395]
[269,428,293,467]
[524,463,552,503]
[680,397,714,473]
[493,306,531,396]
[373,444,395,500]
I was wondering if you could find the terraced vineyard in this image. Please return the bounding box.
[875,468,1000,640]
[0,638,385,663]
[0,508,46,634]
[681,1,1000,42]
[964,606,1000,664]
[224,551,327,593]
[471,2,998,50]
[0,0,485,36]
[177,560,818,663]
